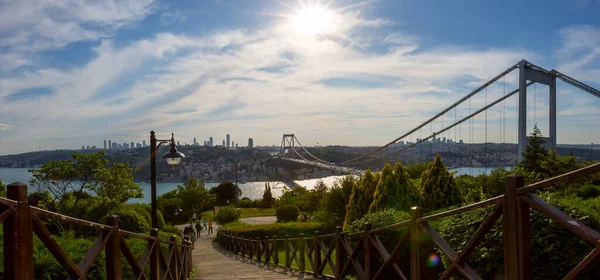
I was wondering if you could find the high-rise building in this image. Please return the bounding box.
[82,146,85,150]
[222,140,225,146]
[209,137,213,147]
[248,138,253,148]
[86,145,90,150]
[194,138,197,146]
[235,143,238,148]
[226,134,231,148]
[232,141,234,147]
[108,140,112,149]
[130,142,134,149]
[177,141,180,146]
[143,140,146,147]
[104,140,107,150]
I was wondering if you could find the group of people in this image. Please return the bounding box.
[183,218,213,249]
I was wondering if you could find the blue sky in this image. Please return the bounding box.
[1,0,600,155]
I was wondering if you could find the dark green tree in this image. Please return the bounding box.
[344,169,379,227]
[370,162,422,212]
[518,125,548,175]
[419,155,463,209]
[315,175,356,226]
[177,178,215,218]
[262,182,274,208]
[210,181,241,206]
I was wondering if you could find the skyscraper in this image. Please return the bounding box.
[194,138,197,146]
[104,140,107,150]
[209,137,213,147]
[222,140,225,146]
[226,134,230,148]
[143,140,146,147]
[232,141,234,147]
[130,142,134,149]
[248,138,253,148]
[108,140,112,149]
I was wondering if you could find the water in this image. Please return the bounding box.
[0,168,346,203]
[0,167,509,203]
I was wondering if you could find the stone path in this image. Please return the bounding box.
[191,225,316,279]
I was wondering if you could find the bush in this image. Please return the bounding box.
[438,193,600,279]
[576,183,600,199]
[110,205,151,233]
[276,204,299,222]
[219,221,325,239]
[214,205,241,225]
[162,225,183,238]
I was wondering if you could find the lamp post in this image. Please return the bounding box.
[233,158,241,208]
[150,131,185,229]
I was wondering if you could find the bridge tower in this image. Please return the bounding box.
[280,134,296,157]
[517,60,557,162]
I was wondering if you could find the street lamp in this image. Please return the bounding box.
[150,131,185,229]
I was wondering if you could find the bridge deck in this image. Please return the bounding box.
[192,228,314,279]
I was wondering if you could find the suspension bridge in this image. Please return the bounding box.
[278,60,600,174]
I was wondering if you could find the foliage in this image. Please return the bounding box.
[518,125,579,182]
[158,178,215,225]
[29,190,59,211]
[29,151,142,217]
[438,193,600,279]
[455,175,482,203]
[210,181,241,206]
[0,180,5,197]
[344,169,379,227]
[214,205,241,225]
[219,221,325,239]
[276,204,300,222]
[162,225,183,238]
[574,183,600,199]
[419,155,463,209]
[313,179,328,193]
[405,162,429,180]
[370,162,422,212]
[109,204,151,233]
[262,182,274,208]
[276,186,321,213]
[314,175,356,226]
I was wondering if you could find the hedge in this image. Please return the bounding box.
[219,221,326,239]
[276,204,299,222]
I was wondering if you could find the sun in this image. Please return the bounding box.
[289,5,336,36]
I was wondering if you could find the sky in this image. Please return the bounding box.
[1,0,600,155]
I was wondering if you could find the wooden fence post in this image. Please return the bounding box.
[313,231,322,277]
[272,235,279,266]
[256,237,262,262]
[105,215,122,279]
[335,226,344,278]
[6,183,33,280]
[504,174,530,280]
[150,228,159,280]
[364,223,373,280]
[299,233,306,272]
[285,235,291,268]
[410,206,422,280]
[264,236,270,263]
[169,236,179,280]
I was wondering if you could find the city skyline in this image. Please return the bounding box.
[0,0,599,155]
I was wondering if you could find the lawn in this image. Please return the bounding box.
[272,249,335,276]
[200,207,276,220]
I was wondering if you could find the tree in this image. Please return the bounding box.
[370,162,422,212]
[313,179,328,193]
[157,189,184,225]
[344,169,379,227]
[518,125,549,175]
[210,181,241,206]
[0,180,5,197]
[419,155,463,209]
[262,182,274,208]
[29,151,142,216]
[178,178,215,218]
[315,175,356,226]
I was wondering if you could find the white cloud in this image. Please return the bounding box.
[0,124,14,131]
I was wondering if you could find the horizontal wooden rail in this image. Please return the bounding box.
[517,162,600,195]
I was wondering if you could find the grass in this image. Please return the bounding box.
[271,249,335,276]
[200,207,276,221]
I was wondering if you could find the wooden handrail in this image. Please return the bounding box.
[2,182,194,280]
[517,162,600,195]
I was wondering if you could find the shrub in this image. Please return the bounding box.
[110,205,151,233]
[419,155,463,209]
[219,221,325,239]
[162,225,183,238]
[576,183,600,199]
[344,170,379,227]
[276,204,299,222]
[438,193,600,279]
[214,205,241,225]
[370,163,422,212]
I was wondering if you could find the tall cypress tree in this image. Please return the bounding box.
[344,169,379,227]
[370,162,422,212]
[419,155,463,209]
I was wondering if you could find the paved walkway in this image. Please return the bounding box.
[191,223,316,279]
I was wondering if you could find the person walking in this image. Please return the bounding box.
[203,218,207,230]
[195,220,202,237]
[208,220,213,235]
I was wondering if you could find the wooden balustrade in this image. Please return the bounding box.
[215,163,600,279]
[0,182,194,280]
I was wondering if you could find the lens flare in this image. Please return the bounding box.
[426,253,441,267]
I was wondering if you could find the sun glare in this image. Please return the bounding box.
[290,5,336,36]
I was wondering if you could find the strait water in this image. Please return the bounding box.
[0,167,505,203]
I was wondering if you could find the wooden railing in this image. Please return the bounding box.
[216,163,600,280]
[0,182,194,280]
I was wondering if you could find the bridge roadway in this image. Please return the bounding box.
[277,156,364,176]
[189,218,315,279]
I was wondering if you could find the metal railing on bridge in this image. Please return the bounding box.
[216,163,600,279]
[0,183,193,280]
